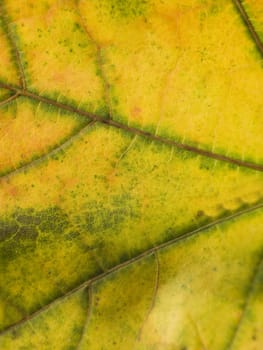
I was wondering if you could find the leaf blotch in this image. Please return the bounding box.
[0,207,70,262]
[101,0,150,20]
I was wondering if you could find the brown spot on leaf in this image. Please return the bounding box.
[131,106,142,122]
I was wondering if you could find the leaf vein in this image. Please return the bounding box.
[233,0,263,57]
[136,251,160,343]
[75,3,112,118]
[188,313,209,350]
[0,92,19,107]
[0,2,26,89]
[0,120,95,181]
[225,253,263,350]
[76,286,93,350]
[1,202,263,336]
[0,82,262,173]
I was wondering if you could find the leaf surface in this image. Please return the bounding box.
[0,0,263,349]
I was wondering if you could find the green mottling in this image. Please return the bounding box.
[99,0,149,20]
[0,207,69,261]
[85,207,128,233]
[199,156,215,170]
[73,22,81,32]
[255,261,263,294]
[209,2,221,16]
[96,104,110,118]
[80,194,140,234]
[38,207,69,234]
[0,220,19,241]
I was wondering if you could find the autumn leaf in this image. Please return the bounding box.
[0,0,263,349]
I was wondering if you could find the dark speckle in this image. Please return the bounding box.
[85,207,128,233]
[16,208,42,225]
[101,0,150,20]
[80,194,139,234]
[38,207,69,234]
[0,220,19,241]
[16,226,38,240]
[196,210,204,218]
[0,206,70,262]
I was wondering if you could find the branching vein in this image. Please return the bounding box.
[1,201,263,336]
[0,120,96,180]
[0,82,262,173]
[76,286,93,350]
[136,251,160,342]
[225,254,263,350]
[0,1,262,346]
[0,92,19,107]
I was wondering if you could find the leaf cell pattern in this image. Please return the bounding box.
[0,0,263,349]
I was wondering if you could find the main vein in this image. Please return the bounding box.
[1,201,263,336]
[0,82,263,173]
[233,0,263,57]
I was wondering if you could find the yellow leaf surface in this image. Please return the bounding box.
[0,0,263,349]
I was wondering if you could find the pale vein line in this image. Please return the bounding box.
[225,254,263,350]
[233,0,263,57]
[76,286,93,350]
[1,201,263,337]
[188,313,208,350]
[136,251,160,342]
[0,82,262,173]
[0,2,26,89]
[0,120,96,180]
[114,135,138,169]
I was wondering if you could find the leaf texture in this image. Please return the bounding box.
[0,0,263,349]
